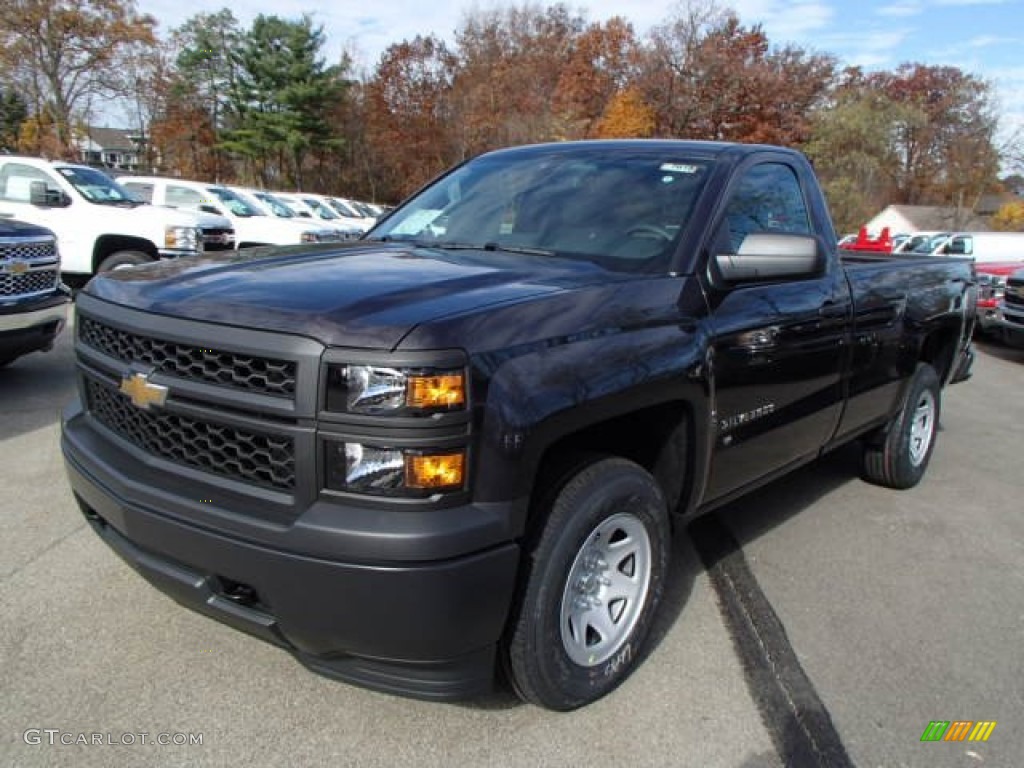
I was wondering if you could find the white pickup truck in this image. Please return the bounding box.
[0,156,232,278]
[119,177,343,247]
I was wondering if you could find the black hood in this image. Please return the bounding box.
[0,219,55,239]
[83,242,628,350]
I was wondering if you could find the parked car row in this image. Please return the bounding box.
[0,155,234,279]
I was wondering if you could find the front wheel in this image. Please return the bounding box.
[97,250,153,272]
[862,362,941,489]
[504,457,670,710]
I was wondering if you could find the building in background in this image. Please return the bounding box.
[74,127,148,172]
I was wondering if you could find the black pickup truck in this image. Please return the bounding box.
[62,140,975,710]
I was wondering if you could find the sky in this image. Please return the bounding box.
[132,0,1024,144]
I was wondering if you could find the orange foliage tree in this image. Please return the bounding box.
[593,88,655,138]
[992,201,1024,231]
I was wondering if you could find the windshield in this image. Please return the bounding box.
[253,192,295,218]
[208,187,260,217]
[328,197,362,218]
[57,167,139,204]
[302,197,340,220]
[370,147,711,272]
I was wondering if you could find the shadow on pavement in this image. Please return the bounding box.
[0,331,77,442]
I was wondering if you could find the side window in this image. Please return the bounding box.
[720,163,812,252]
[0,163,62,203]
[123,182,153,203]
[167,185,204,207]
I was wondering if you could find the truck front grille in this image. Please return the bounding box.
[1005,281,1024,308]
[0,240,57,263]
[79,317,297,398]
[0,238,59,299]
[0,268,59,297]
[202,227,236,251]
[85,376,295,491]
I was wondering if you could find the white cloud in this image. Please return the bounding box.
[876,1,923,17]
[967,35,1019,47]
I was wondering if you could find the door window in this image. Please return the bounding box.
[167,185,205,207]
[0,163,62,203]
[720,163,811,252]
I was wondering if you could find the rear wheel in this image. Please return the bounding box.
[862,363,941,489]
[504,456,670,710]
[97,250,152,272]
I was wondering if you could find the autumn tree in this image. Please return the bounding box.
[0,0,156,154]
[451,4,586,155]
[636,5,833,144]
[635,0,729,137]
[551,17,640,139]
[867,64,999,207]
[805,79,903,233]
[366,35,457,199]
[593,88,655,138]
[991,201,1024,231]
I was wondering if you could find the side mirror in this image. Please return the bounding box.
[30,181,71,207]
[715,233,822,282]
[199,204,221,215]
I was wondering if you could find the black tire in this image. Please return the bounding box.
[862,363,941,489]
[97,250,152,272]
[504,456,670,710]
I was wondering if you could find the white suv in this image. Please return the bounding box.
[119,176,337,248]
[0,156,221,276]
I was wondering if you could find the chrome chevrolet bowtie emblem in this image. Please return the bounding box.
[119,372,168,410]
[6,260,29,275]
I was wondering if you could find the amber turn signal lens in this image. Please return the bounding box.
[404,452,466,490]
[406,374,465,409]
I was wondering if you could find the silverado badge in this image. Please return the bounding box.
[119,372,168,410]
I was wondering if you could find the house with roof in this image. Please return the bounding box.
[865,205,991,236]
[75,126,148,171]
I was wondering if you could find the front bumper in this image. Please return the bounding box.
[62,401,521,701]
[0,291,70,358]
[997,304,1024,347]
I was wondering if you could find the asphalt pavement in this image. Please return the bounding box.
[1,318,1020,768]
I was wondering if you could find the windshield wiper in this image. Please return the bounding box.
[94,199,142,207]
[413,240,555,256]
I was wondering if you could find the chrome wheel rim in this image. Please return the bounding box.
[559,512,652,667]
[908,389,936,467]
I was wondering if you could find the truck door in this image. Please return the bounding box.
[0,161,62,234]
[703,161,851,503]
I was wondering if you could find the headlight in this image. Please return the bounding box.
[326,365,466,414]
[165,225,202,253]
[300,231,321,243]
[325,442,466,496]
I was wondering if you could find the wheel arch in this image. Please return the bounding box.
[917,324,960,386]
[523,400,700,542]
[92,235,158,273]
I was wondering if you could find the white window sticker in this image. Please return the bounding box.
[660,163,699,174]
